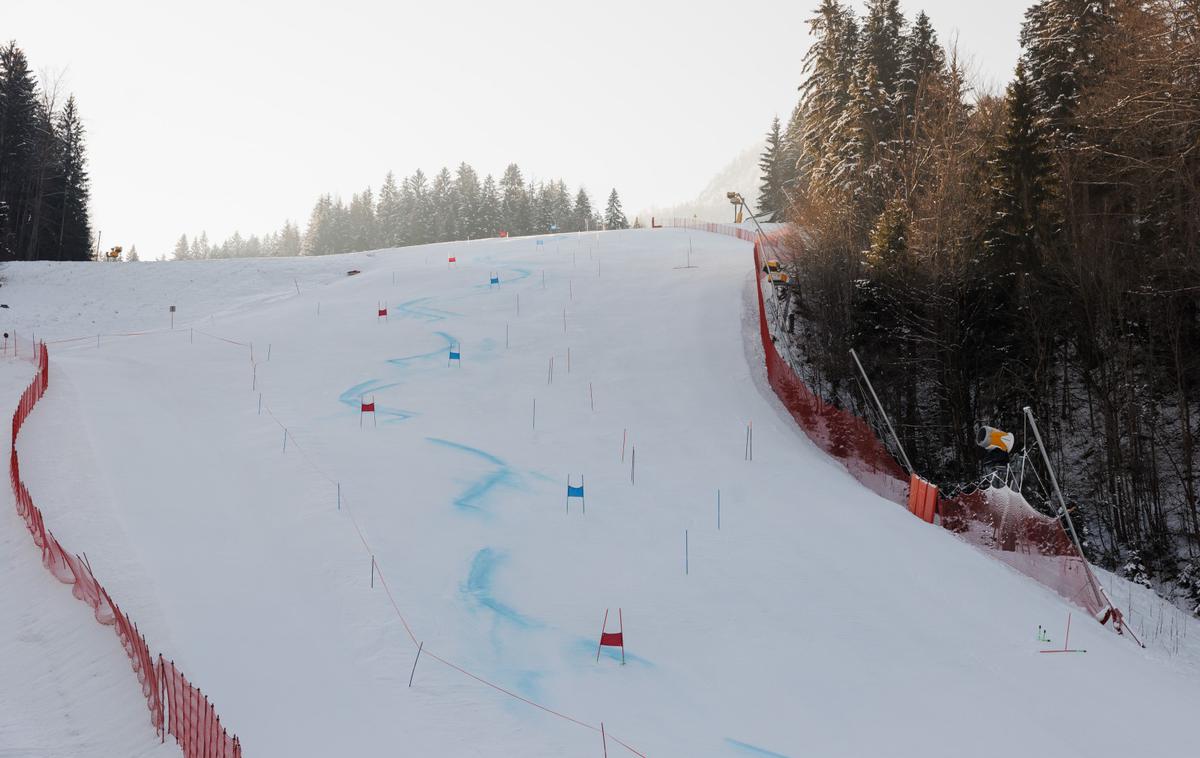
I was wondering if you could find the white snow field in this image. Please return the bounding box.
[2,229,1199,758]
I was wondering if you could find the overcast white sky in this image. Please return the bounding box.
[7,0,1030,258]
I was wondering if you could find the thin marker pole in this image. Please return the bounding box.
[506,323,509,348]
[408,641,424,687]
[569,279,573,300]
[257,393,262,415]
[532,398,536,430]
[562,307,567,333]
[252,363,257,390]
[190,328,193,344]
[294,278,301,295]
[589,382,594,411]
[631,446,636,484]
[337,482,341,510]
[685,530,689,575]
[621,429,627,462]
[267,344,272,361]
[370,556,375,588]
[282,428,288,453]
[601,722,608,758]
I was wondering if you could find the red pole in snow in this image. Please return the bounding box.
[596,609,609,662]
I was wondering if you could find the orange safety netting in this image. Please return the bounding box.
[9,343,242,756]
[941,485,1110,621]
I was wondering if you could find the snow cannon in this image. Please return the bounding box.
[976,426,1014,453]
[976,425,1015,480]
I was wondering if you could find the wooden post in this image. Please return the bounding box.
[408,641,424,687]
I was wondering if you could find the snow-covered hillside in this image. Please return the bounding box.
[2,230,1198,757]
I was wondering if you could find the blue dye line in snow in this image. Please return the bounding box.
[724,739,793,758]
[393,296,459,321]
[337,379,416,422]
[386,331,457,367]
[426,437,522,513]
[464,548,540,629]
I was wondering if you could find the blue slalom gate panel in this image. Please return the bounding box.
[567,484,585,498]
[490,276,500,285]
[449,350,461,361]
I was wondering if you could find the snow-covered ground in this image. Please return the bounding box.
[2,230,1198,757]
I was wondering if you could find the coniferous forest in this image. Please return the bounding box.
[0,41,93,262]
[173,166,630,260]
[757,0,1200,609]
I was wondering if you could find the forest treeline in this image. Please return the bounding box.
[174,166,631,260]
[0,41,92,261]
[756,0,1200,608]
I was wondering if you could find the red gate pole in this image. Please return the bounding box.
[596,609,609,662]
[619,608,625,665]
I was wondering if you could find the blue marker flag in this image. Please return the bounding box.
[449,350,461,360]
[567,484,585,498]
[489,276,499,285]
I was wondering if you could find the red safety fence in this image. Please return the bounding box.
[8,342,243,756]
[941,485,1112,622]
[666,218,1120,627]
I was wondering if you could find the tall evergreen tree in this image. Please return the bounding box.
[757,116,787,220]
[0,41,39,259]
[479,175,501,237]
[1020,0,1113,143]
[53,96,91,261]
[604,188,628,229]
[454,162,482,238]
[173,234,190,261]
[572,188,594,231]
[376,171,404,247]
[430,167,457,242]
[499,163,530,236]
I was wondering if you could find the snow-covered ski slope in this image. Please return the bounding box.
[3,229,1199,758]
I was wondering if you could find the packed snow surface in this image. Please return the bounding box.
[2,230,1198,757]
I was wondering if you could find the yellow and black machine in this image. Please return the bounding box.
[105,245,123,261]
[726,191,745,224]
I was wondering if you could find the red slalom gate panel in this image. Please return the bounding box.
[8,343,242,756]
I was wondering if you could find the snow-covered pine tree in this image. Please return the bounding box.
[53,96,92,261]
[572,188,594,231]
[0,41,39,260]
[794,0,860,191]
[173,234,190,260]
[454,162,482,238]
[126,244,138,261]
[1020,0,1113,144]
[604,189,628,229]
[499,164,530,236]
[431,168,457,242]
[376,171,404,247]
[479,174,501,238]
[757,116,787,221]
